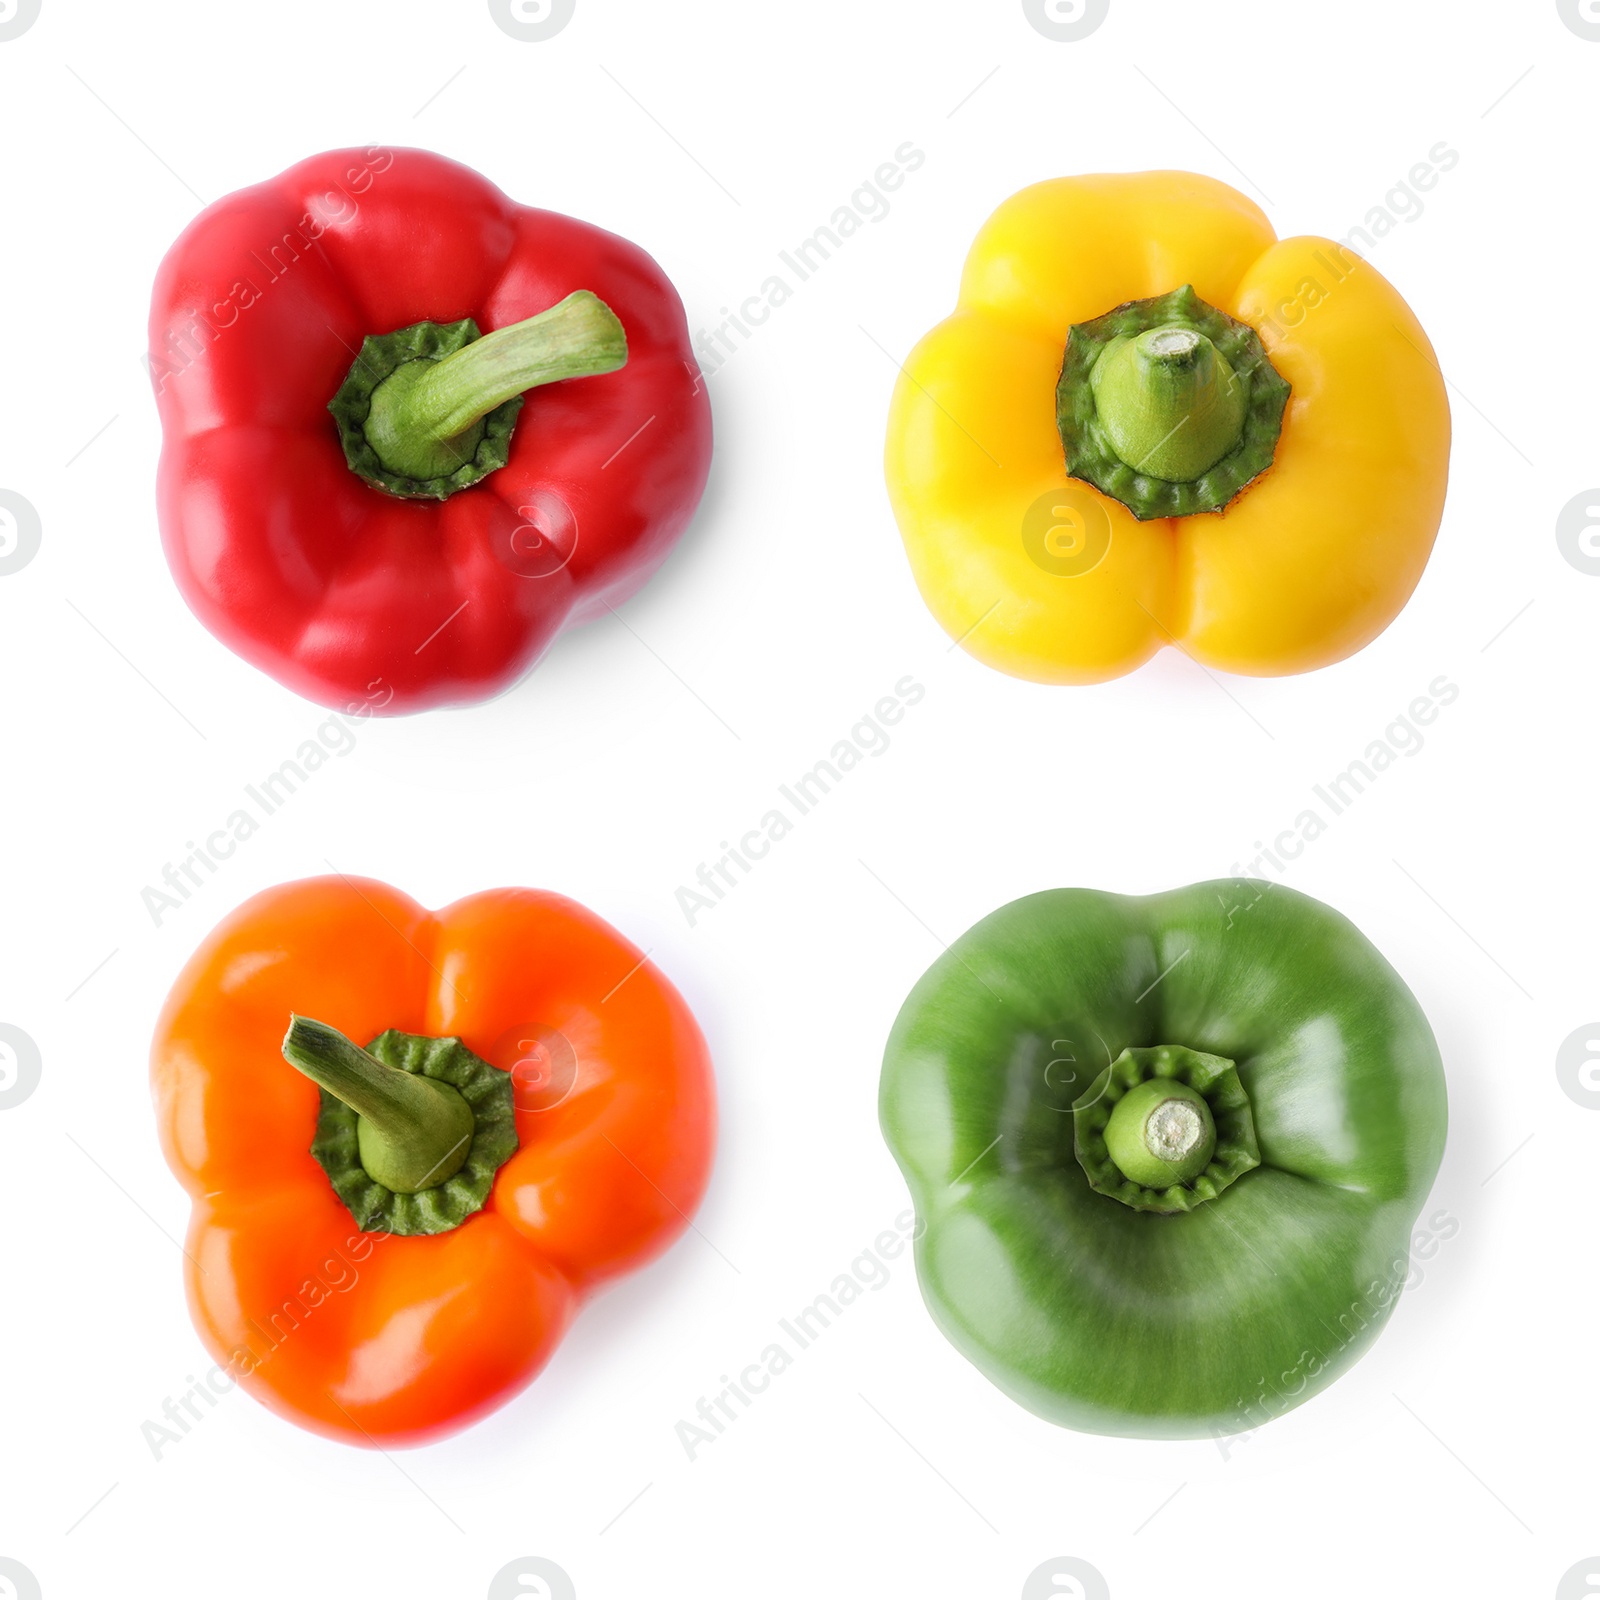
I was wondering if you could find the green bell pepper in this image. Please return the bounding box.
[879,880,1448,1439]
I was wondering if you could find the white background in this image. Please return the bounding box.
[0,1,1593,1596]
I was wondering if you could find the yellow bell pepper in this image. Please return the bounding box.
[883,172,1451,682]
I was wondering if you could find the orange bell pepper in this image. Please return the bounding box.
[151,875,715,1447]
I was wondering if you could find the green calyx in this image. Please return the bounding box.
[329,290,628,501]
[1056,285,1290,520]
[1073,1045,1260,1213]
[281,1015,519,1236]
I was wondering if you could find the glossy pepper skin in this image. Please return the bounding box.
[149,147,712,713]
[884,172,1451,682]
[879,881,1447,1439]
[151,876,716,1447]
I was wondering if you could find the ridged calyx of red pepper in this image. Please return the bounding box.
[1056,284,1290,520]
[282,1015,518,1235]
[1072,1044,1261,1213]
[329,289,628,501]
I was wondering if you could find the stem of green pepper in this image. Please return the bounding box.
[1089,325,1247,482]
[1102,1077,1217,1188]
[362,290,628,482]
[281,1015,477,1194]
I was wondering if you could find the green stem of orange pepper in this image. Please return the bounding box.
[282,1014,476,1193]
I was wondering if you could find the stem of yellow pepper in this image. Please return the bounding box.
[1056,284,1291,520]
[1090,326,1247,482]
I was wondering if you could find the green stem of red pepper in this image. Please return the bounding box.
[364,290,627,482]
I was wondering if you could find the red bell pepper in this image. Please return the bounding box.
[149,146,711,714]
